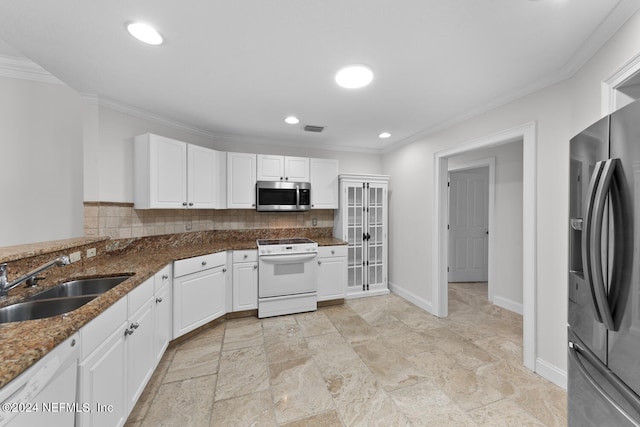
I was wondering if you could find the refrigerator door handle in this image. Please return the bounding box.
[569,340,640,426]
[590,159,618,331]
[583,160,605,324]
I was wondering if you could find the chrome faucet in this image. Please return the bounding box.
[0,255,71,298]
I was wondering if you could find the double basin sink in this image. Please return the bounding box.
[0,275,132,324]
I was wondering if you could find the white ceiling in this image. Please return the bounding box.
[0,0,638,153]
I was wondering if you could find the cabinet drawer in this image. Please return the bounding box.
[129,277,154,315]
[81,296,127,359]
[155,264,172,293]
[233,250,257,263]
[318,245,347,258]
[174,252,226,278]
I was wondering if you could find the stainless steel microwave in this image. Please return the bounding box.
[256,181,311,211]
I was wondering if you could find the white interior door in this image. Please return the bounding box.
[448,167,489,282]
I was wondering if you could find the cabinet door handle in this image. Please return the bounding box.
[318,260,322,265]
[331,250,335,255]
[253,264,258,269]
[156,297,163,304]
[188,202,194,207]
[202,260,207,266]
[130,322,140,329]
[222,268,227,273]
[182,202,188,207]
[162,274,168,280]
[124,328,134,336]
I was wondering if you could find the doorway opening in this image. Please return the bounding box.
[433,122,536,371]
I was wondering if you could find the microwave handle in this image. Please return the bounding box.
[296,184,300,208]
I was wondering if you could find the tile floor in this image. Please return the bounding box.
[125,283,567,426]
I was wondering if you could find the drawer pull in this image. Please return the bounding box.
[202,260,207,266]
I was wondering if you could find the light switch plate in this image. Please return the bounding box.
[69,251,81,263]
[86,248,96,258]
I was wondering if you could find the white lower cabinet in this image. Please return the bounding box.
[78,298,128,427]
[126,293,155,412]
[232,250,258,311]
[154,274,172,362]
[78,271,170,427]
[317,246,348,301]
[173,252,227,338]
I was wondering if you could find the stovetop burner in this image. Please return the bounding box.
[257,238,315,246]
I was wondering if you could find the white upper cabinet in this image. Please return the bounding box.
[257,155,310,182]
[227,152,257,209]
[187,144,225,209]
[310,158,339,209]
[284,156,310,181]
[134,133,225,209]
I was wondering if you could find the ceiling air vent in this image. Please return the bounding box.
[303,125,324,133]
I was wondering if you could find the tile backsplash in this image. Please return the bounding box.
[84,202,335,239]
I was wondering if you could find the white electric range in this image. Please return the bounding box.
[256,238,318,318]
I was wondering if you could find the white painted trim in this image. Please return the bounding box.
[345,289,390,299]
[0,54,64,85]
[493,296,523,316]
[433,121,537,372]
[601,50,640,116]
[535,357,567,390]
[388,281,433,313]
[448,157,496,302]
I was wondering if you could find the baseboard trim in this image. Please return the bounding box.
[535,357,567,390]
[493,295,523,315]
[388,281,433,314]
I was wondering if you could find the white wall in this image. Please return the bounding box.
[383,10,640,379]
[0,77,84,246]
[448,141,523,311]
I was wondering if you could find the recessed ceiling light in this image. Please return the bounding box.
[335,64,374,89]
[126,22,163,45]
[284,116,300,124]
[378,132,391,139]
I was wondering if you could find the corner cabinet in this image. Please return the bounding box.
[227,152,257,209]
[173,252,227,338]
[133,133,225,209]
[334,174,390,299]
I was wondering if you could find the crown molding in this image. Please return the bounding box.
[0,54,64,85]
[383,1,640,154]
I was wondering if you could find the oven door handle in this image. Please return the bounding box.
[259,253,317,263]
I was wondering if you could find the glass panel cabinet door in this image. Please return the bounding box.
[367,185,385,287]
[347,184,364,290]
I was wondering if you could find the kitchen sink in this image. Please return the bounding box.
[29,275,131,300]
[0,295,97,324]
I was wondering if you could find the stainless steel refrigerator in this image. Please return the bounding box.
[568,99,640,426]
